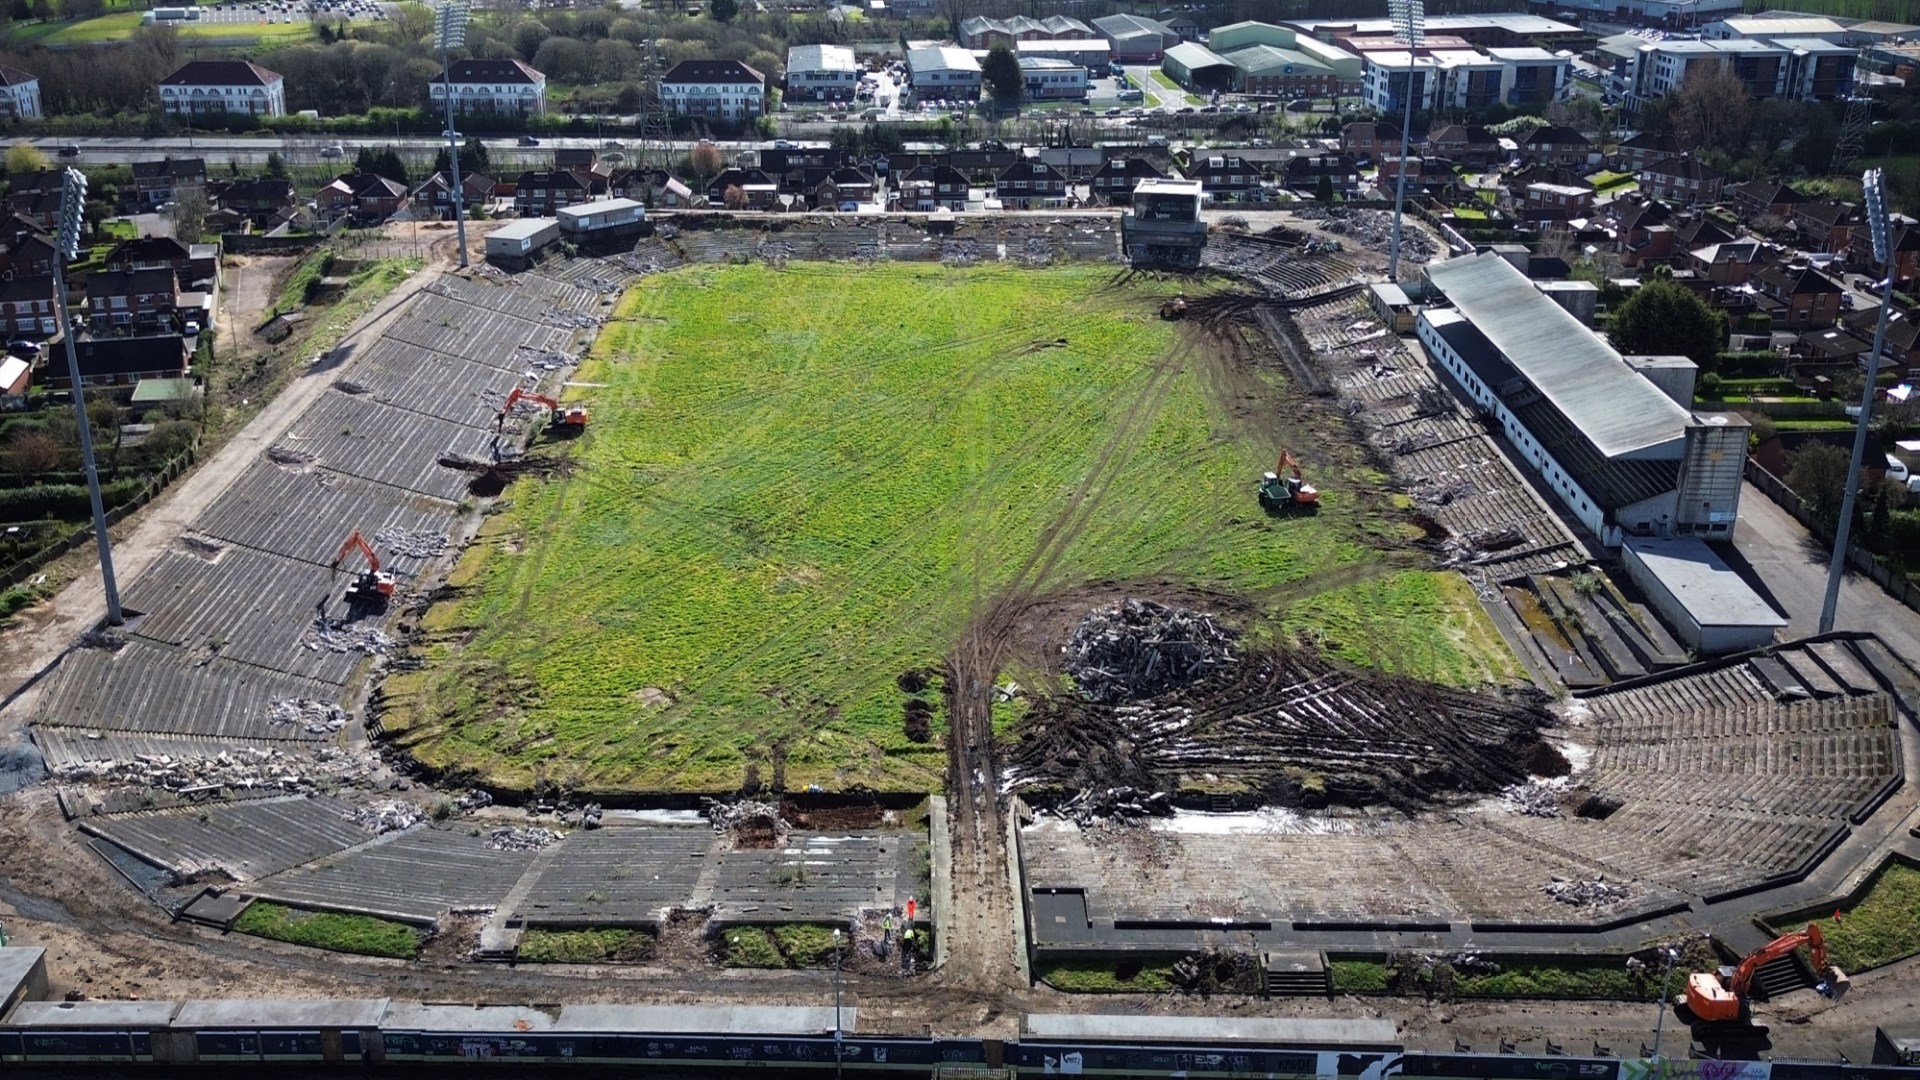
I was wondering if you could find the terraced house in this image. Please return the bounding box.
[660,60,767,122]
[158,60,286,118]
[86,267,181,333]
[430,58,547,116]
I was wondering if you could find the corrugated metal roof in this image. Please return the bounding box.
[1424,253,1692,458]
[1164,40,1234,70]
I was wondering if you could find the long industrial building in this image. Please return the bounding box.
[1416,253,1749,548]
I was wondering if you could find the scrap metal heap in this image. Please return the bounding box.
[1009,600,1557,813]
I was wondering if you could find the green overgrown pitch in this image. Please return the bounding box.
[394,264,1517,793]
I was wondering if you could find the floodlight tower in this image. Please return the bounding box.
[1387,0,1424,282]
[436,0,471,269]
[1819,167,1893,634]
[53,167,123,626]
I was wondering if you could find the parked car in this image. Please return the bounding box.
[5,340,39,359]
[1886,454,1910,483]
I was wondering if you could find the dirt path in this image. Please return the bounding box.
[0,262,440,726]
[213,253,295,351]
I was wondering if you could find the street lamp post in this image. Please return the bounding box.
[53,167,123,627]
[436,0,471,269]
[831,927,844,1080]
[1820,166,1893,633]
[1387,0,1425,283]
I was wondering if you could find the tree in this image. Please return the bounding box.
[433,138,491,179]
[1786,442,1851,533]
[1670,65,1751,157]
[4,429,65,476]
[723,183,746,209]
[169,186,209,244]
[1867,480,1892,552]
[264,151,288,179]
[1608,278,1727,367]
[981,44,1021,107]
[1316,171,1334,204]
[690,141,725,179]
[5,143,47,173]
[709,0,738,23]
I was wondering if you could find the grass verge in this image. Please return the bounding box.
[15,11,316,46]
[232,901,420,959]
[517,927,655,963]
[1773,861,1920,972]
[1035,958,1177,992]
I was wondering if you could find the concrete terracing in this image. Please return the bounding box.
[1023,634,1915,957]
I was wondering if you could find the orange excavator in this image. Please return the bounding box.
[497,387,589,431]
[1683,924,1849,1025]
[331,530,396,605]
[1259,450,1320,513]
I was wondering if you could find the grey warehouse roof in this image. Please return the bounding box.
[1424,253,1693,458]
[1624,537,1786,630]
[1164,41,1235,69]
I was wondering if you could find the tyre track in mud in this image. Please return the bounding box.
[938,330,1190,996]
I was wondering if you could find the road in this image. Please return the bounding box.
[1730,479,1920,659]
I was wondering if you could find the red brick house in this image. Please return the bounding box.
[0,273,57,339]
[1792,200,1856,254]
[47,334,190,390]
[995,158,1070,209]
[1754,262,1844,330]
[897,163,972,210]
[1639,156,1724,206]
[86,267,180,333]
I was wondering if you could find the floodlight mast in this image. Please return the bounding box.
[53,167,122,627]
[437,0,471,269]
[1387,0,1424,282]
[1819,167,1893,633]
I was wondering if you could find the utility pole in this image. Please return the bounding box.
[831,927,844,1080]
[436,0,471,269]
[53,167,123,626]
[1820,166,1892,633]
[1650,944,1679,1064]
[1387,0,1424,283]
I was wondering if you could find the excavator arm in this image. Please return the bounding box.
[331,530,381,575]
[1685,923,1846,1025]
[497,387,587,429]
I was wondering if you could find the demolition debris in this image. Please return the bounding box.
[1010,641,1556,813]
[1064,599,1238,704]
[265,698,349,735]
[706,798,788,848]
[346,800,427,834]
[1541,876,1632,907]
[303,617,394,655]
[373,527,452,561]
[1040,785,1173,827]
[487,825,563,851]
[1295,207,1437,263]
[49,746,380,793]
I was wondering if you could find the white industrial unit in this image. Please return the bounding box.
[1621,537,1786,655]
[557,199,646,235]
[484,218,560,268]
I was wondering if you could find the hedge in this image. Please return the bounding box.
[0,479,144,520]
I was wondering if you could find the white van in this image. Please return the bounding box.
[1886,453,1910,483]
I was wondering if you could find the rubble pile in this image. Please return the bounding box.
[1064,599,1238,703]
[302,617,394,655]
[487,825,562,851]
[265,698,349,735]
[335,379,371,395]
[1018,237,1054,267]
[1295,207,1436,262]
[940,240,981,267]
[1010,640,1557,813]
[346,800,426,834]
[705,798,788,847]
[1541,876,1632,907]
[540,308,603,330]
[756,241,794,268]
[373,527,452,561]
[1039,785,1172,827]
[1172,947,1263,996]
[50,746,379,793]
[266,446,316,469]
[1499,779,1565,817]
[606,254,670,278]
